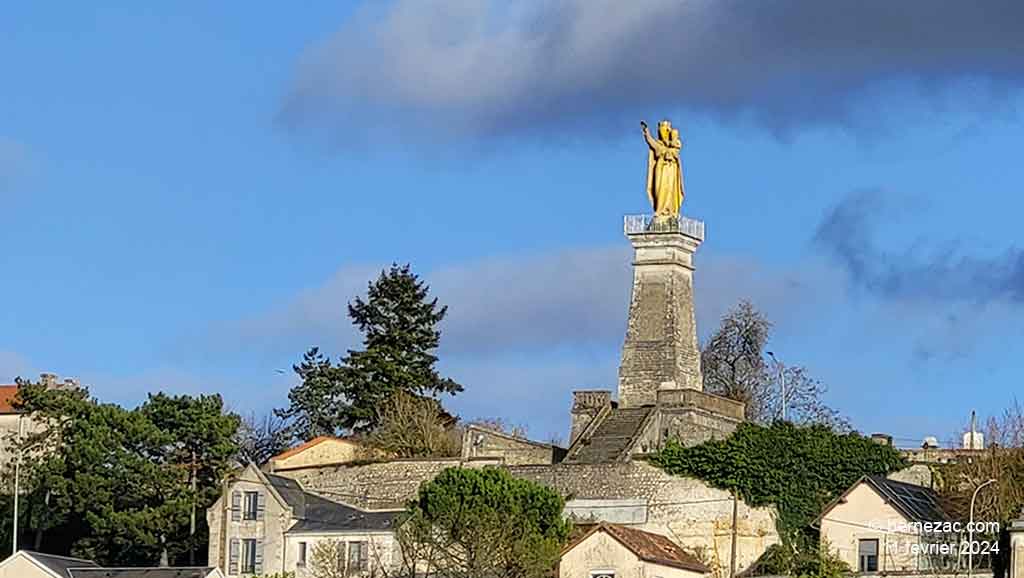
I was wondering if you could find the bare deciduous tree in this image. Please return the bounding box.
[235,411,291,466]
[364,391,459,458]
[701,300,849,430]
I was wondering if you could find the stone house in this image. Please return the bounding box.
[0,373,80,475]
[206,463,400,577]
[816,475,956,574]
[559,522,711,578]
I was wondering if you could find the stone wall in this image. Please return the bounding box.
[510,462,778,577]
[282,458,778,578]
[460,425,565,465]
[284,458,494,509]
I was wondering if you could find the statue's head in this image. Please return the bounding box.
[658,120,672,143]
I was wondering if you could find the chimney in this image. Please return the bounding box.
[39,373,58,388]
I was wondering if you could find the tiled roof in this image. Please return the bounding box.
[564,523,710,573]
[264,472,399,533]
[16,551,99,576]
[816,475,951,527]
[0,385,19,414]
[69,568,217,578]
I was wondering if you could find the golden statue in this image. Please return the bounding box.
[641,119,685,217]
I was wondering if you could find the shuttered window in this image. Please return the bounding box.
[228,538,240,575]
[231,491,241,522]
[859,539,879,573]
[348,541,369,572]
[241,538,258,574]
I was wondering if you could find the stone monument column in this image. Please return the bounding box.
[617,215,704,407]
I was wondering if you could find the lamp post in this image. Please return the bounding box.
[12,414,23,554]
[968,478,997,578]
[766,351,786,421]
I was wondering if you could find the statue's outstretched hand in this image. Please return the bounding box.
[640,120,648,132]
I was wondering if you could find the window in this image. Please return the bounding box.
[859,539,879,573]
[297,542,307,567]
[241,539,258,574]
[243,491,259,520]
[348,541,369,574]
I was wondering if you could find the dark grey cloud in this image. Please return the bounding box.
[280,0,1024,140]
[815,189,1024,303]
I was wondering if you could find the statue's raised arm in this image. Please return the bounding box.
[640,119,684,218]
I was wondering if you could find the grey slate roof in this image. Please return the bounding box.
[264,472,400,533]
[864,475,950,523]
[565,407,653,463]
[68,569,216,578]
[20,551,98,577]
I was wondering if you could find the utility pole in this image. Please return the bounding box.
[766,352,786,421]
[730,492,739,578]
[189,449,197,566]
[12,415,24,554]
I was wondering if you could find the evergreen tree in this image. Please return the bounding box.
[278,264,463,437]
[2,380,240,565]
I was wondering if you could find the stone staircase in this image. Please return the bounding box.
[565,407,653,464]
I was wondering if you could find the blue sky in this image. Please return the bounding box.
[3,2,1024,447]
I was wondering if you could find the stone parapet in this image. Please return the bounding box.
[656,388,745,420]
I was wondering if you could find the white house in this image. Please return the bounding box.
[816,475,956,574]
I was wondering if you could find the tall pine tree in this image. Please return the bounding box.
[278,264,463,437]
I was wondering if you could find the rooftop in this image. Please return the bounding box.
[0,385,19,414]
[564,523,710,573]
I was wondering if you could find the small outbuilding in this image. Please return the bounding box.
[559,522,711,578]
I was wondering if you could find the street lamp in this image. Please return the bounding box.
[766,351,786,421]
[968,478,997,578]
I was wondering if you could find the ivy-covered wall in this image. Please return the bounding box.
[650,421,908,537]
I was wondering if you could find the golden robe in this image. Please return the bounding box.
[644,131,684,216]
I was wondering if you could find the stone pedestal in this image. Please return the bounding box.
[618,215,704,408]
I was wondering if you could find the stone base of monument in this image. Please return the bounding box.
[563,213,746,462]
[618,213,705,408]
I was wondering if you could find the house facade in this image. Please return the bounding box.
[0,373,80,476]
[817,475,956,574]
[206,463,400,577]
[559,523,711,578]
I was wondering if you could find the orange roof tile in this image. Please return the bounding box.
[0,385,19,414]
[563,523,710,573]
